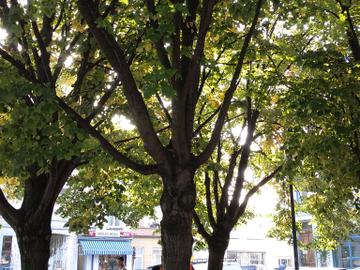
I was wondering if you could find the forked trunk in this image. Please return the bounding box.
[15,222,52,270]
[207,230,230,270]
[161,169,196,270]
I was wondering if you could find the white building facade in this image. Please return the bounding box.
[0,214,78,270]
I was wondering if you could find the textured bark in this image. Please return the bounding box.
[207,230,230,270]
[160,169,196,270]
[14,174,56,270]
[15,222,52,270]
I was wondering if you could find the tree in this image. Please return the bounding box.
[2,1,358,269]
[268,0,360,251]
[0,1,117,269]
[54,0,266,268]
[193,104,283,270]
[0,61,82,270]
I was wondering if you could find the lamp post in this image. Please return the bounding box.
[290,183,300,270]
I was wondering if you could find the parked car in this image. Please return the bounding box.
[194,262,267,270]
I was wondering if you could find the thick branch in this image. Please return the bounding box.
[31,21,52,83]
[57,96,159,175]
[218,148,241,219]
[70,36,95,100]
[213,169,220,210]
[233,164,283,225]
[345,8,360,61]
[53,1,66,31]
[180,0,199,79]
[335,0,360,61]
[189,0,216,71]
[0,48,37,82]
[352,131,360,163]
[171,11,182,72]
[213,141,221,210]
[78,0,168,165]
[179,0,218,160]
[145,0,171,69]
[193,0,264,168]
[0,188,19,226]
[227,109,259,219]
[205,171,217,228]
[156,93,172,124]
[193,210,211,242]
[29,160,76,223]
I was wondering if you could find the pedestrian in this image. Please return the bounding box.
[116,256,127,270]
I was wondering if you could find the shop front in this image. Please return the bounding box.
[78,237,133,270]
[332,235,360,269]
[0,219,77,270]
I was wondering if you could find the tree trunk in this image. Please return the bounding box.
[207,230,230,270]
[9,163,74,270]
[160,169,196,270]
[15,222,52,270]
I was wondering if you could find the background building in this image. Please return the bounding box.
[0,212,78,270]
[226,216,294,270]
[332,235,360,269]
[2,184,357,270]
[132,227,162,270]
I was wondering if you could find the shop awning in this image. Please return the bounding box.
[79,238,132,255]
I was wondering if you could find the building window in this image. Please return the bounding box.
[1,236,12,267]
[278,257,292,267]
[107,216,123,228]
[300,249,316,267]
[226,251,265,265]
[151,248,162,265]
[49,235,71,270]
[351,239,360,257]
[134,247,144,270]
[299,221,316,267]
[333,236,360,268]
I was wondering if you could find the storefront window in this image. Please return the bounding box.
[332,237,360,268]
[99,255,126,270]
[49,235,67,270]
[317,251,328,267]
